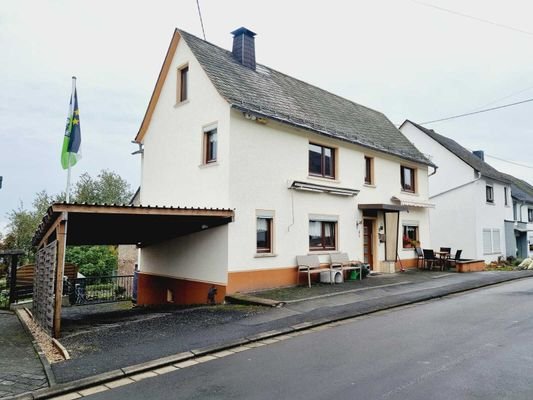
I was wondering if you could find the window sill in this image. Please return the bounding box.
[400,190,418,196]
[307,175,340,184]
[308,250,337,255]
[363,183,376,188]
[486,202,495,206]
[199,161,219,169]
[174,100,190,108]
[254,253,277,258]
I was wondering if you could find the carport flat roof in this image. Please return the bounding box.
[32,203,234,247]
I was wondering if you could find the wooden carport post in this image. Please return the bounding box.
[53,216,67,338]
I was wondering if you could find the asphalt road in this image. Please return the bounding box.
[82,278,533,400]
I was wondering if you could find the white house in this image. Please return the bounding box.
[503,175,533,259]
[133,28,436,305]
[400,120,513,263]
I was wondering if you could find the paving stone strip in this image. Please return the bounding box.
[0,313,48,399]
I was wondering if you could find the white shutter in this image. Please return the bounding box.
[483,229,492,254]
[492,229,501,253]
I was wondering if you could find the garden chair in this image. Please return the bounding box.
[415,247,424,269]
[446,250,462,270]
[423,249,439,270]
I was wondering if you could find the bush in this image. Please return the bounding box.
[66,246,118,277]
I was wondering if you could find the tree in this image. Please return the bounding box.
[3,170,133,271]
[66,246,118,277]
[72,170,132,204]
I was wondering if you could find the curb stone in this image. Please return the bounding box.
[10,272,533,400]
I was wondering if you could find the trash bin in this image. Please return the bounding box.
[320,270,343,283]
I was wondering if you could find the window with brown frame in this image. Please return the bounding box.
[364,156,373,185]
[400,166,415,192]
[179,65,188,102]
[309,220,336,250]
[204,128,217,163]
[486,185,494,203]
[402,225,419,248]
[256,217,273,253]
[309,143,335,179]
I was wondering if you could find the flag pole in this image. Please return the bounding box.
[65,76,76,203]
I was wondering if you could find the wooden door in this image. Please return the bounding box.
[363,219,374,269]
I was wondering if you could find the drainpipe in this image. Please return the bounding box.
[428,165,438,177]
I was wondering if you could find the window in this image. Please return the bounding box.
[309,220,336,250]
[529,209,533,223]
[256,217,273,253]
[309,143,335,179]
[204,128,217,163]
[486,185,494,203]
[364,156,373,185]
[483,228,501,254]
[402,225,419,248]
[400,166,415,192]
[178,65,189,102]
[504,187,508,206]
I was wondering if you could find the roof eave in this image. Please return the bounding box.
[134,29,182,144]
[232,106,436,168]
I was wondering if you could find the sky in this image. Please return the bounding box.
[1,0,533,232]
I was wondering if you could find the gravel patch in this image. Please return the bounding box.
[19,309,64,363]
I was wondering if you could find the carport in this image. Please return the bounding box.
[32,202,234,337]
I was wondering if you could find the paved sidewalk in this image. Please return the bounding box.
[50,270,533,385]
[0,311,47,399]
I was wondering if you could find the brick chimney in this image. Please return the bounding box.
[472,150,485,161]
[231,27,256,70]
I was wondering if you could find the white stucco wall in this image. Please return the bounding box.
[430,178,512,262]
[474,179,512,262]
[139,36,231,282]
[140,37,231,208]
[430,183,478,260]
[401,121,515,263]
[400,121,476,197]
[140,225,228,284]
[227,111,431,272]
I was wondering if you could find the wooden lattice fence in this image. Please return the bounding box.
[33,241,57,335]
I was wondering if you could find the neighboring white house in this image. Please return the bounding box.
[400,120,513,263]
[503,175,533,259]
[133,28,436,305]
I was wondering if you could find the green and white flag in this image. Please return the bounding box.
[61,79,82,169]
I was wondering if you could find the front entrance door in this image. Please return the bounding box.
[363,219,374,269]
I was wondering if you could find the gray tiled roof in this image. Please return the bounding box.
[405,120,511,184]
[501,173,533,203]
[178,29,434,167]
